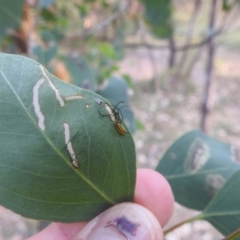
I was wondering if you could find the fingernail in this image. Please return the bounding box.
[72,202,163,240]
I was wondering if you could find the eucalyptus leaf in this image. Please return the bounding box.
[64,55,95,91]
[201,169,240,238]
[140,0,173,39]
[0,53,136,222]
[222,0,240,11]
[0,0,24,42]
[156,130,240,210]
[32,44,57,66]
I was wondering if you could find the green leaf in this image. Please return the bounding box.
[64,55,96,91]
[135,119,145,131]
[41,8,57,23]
[140,0,173,39]
[0,0,24,42]
[156,130,240,211]
[32,44,57,66]
[122,74,134,89]
[201,169,240,238]
[98,43,116,59]
[96,77,136,133]
[222,0,240,11]
[0,53,136,222]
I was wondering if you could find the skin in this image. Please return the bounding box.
[27,169,174,240]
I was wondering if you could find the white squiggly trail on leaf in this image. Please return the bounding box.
[63,123,79,168]
[33,78,45,131]
[65,95,83,101]
[39,65,65,107]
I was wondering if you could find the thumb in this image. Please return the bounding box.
[72,202,164,240]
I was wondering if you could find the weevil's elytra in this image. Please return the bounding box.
[115,122,127,136]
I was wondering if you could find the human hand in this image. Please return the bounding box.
[27,169,174,240]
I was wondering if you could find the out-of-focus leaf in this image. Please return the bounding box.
[76,4,88,17]
[140,0,173,39]
[83,0,96,3]
[135,119,145,131]
[0,0,24,42]
[32,44,57,66]
[49,29,64,42]
[200,169,240,238]
[156,130,240,210]
[39,0,56,8]
[222,0,231,11]
[96,77,136,133]
[98,43,116,59]
[0,53,136,222]
[64,55,95,91]
[122,74,134,89]
[113,27,125,60]
[41,8,57,23]
[31,32,58,66]
[85,42,120,84]
[222,0,240,11]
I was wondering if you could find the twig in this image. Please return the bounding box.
[141,32,159,91]
[85,0,132,37]
[168,36,176,67]
[182,45,203,81]
[65,24,225,52]
[172,0,202,82]
[124,27,224,52]
[200,0,217,132]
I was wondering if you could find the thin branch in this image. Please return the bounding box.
[66,21,227,52]
[85,0,132,37]
[182,45,203,81]
[124,27,224,52]
[168,36,176,67]
[183,0,202,46]
[172,0,202,82]
[200,0,217,132]
[144,37,159,91]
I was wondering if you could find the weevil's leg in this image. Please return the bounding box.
[71,131,79,141]
[114,101,125,109]
[98,105,113,117]
[118,105,129,111]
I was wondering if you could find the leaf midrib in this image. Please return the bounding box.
[201,210,240,219]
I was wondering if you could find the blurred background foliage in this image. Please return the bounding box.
[1,0,240,239]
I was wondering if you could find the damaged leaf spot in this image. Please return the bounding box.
[185,138,210,173]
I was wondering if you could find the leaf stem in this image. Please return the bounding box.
[222,228,240,240]
[163,213,204,235]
